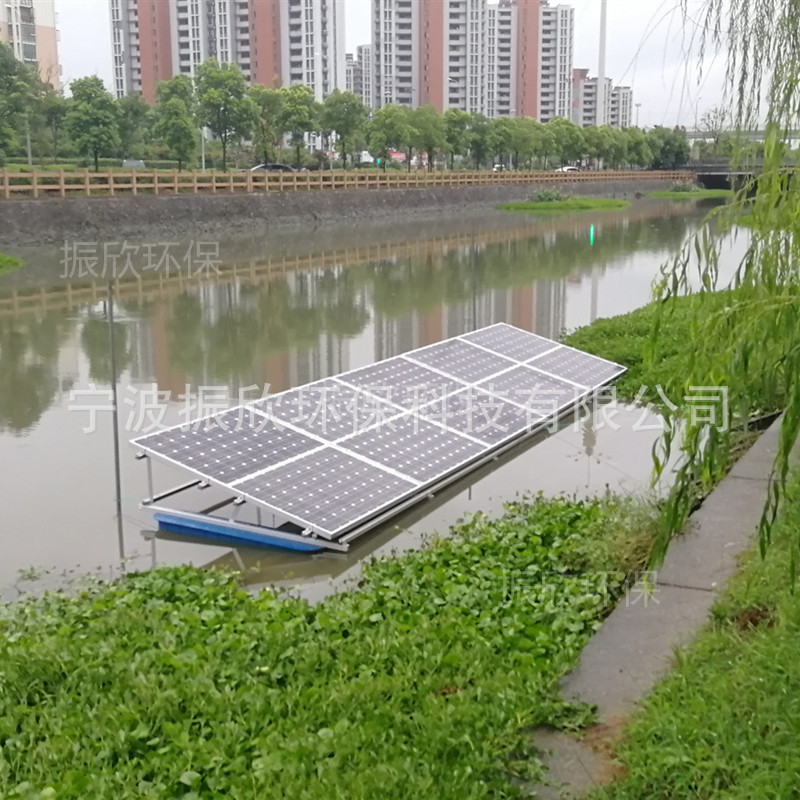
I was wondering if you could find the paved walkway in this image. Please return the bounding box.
[529,420,781,798]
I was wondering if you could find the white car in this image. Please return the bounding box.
[554,165,581,173]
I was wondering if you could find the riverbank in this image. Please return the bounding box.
[0,178,680,246]
[590,466,800,800]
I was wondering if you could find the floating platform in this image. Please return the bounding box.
[132,323,625,552]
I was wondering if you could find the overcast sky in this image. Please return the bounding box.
[55,0,728,127]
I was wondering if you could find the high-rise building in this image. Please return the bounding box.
[109,0,344,103]
[571,69,632,129]
[346,45,372,107]
[485,1,515,118]
[371,0,574,119]
[609,85,632,128]
[538,2,573,122]
[0,0,60,88]
[357,44,372,107]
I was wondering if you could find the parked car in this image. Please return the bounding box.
[492,164,506,172]
[250,163,297,172]
[121,159,146,169]
[554,165,580,173]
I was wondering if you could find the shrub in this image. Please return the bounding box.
[668,181,699,193]
[529,188,570,202]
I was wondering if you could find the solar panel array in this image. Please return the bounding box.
[132,323,625,540]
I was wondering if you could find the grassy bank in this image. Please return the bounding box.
[0,496,658,799]
[499,197,630,214]
[647,188,732,200]
[564,291,784,414]
[592,470,800,800]
[0,254,23,276]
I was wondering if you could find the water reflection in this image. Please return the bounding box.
[0,201,739,592]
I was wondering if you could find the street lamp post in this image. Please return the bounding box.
[635,102,641,128]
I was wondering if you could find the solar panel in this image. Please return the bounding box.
[527,345,623,388]
[234,448,417,537]
[253,378,403,441]
[336,356,465,408]
[476,365,582,418]
[405,338,517,383]
[418,387,537,446]
[339,414,486,483]
[132,322,626,544]
[463,324,558,362]
[133,409,321,484]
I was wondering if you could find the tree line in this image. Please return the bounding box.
[0,43,691,172]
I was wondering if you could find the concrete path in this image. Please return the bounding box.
[528,420,781,798]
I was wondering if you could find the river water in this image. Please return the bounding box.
[0,199,746,599]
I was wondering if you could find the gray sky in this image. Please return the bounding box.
[55,0,727,127]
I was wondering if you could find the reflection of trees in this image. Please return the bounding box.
[0,312,72,434]
[80,317,132,384]
[365,214,692,319]
[167,268,370,383]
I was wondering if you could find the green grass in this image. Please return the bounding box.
[498,197,630,214]
[647,188,733,199]
[0,496,659,799]
[592,470,800,800]
[0,254,23,276]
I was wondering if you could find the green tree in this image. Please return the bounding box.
[0,42,36,164]
[410,105,445,171]
[194,60,253,171]
[443,107,471,169]
[488,117,515,168]
[66,76,120,171]
[367,104,411,170]
[249,85,284,166]
[509,117,539,169]
[647,126,690,169]
[650,2,800,559]
[117,93,151,158]
[154,97,196,170]
[583,125,614,167]
[469,113,492,169]
[157,74,195,110]
[320,89,367,168]
[548,117,585,165]
[624,126,652,167]
[278,83,318,168]
[41,90,68,162]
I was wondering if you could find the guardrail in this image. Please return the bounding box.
[0,169,690,200]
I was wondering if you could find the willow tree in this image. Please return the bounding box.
[653,1,800,570]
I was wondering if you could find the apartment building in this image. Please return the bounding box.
[571,69,633,128]
[538,2,573,122]
[346,44,372,107]
[609,85,632,128]
[0,0,60,88]
[372,0,573,119]
[485,0,515,118]
[109,0,344,103]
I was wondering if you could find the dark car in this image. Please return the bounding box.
[250,163,297,172]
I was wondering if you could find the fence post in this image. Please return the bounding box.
[84,169,90,197]
[32,171,39,198]
[154,171,159,196]
[1,171,8,199]
[132,170,137,196]
[108,172,115,197]
[59,169,66,198]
